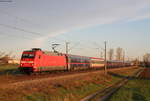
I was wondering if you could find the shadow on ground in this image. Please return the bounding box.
[108,72,150,80]
[0,69,21,75]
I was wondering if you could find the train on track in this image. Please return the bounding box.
[19,48,131,74]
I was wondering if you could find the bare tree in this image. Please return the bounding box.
[0,51,5,58]
[143,53,150,62]
[108,49,114,60]
[143,53,150,67]
[116,47,123,60]
[0,52,13,64]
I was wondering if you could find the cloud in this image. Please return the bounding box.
[127,13,150,22]
[28,29,70,47]
[1,0,150,49]
[37,0,150,34]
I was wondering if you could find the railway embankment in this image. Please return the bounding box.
[80,67,143,101]
[139,68,150,78]
[0,66,141,101]
[107,67,150,101]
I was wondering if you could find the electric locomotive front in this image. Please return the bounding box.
[19,49,37,73]
[19,48,67,74]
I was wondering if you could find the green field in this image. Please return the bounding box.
[108,79,150,101]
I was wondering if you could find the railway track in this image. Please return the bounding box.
[80,67,144,101]
[0,68,104,85]
[0,67,135,89]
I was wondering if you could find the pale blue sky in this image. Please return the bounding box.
[0,0,150,60]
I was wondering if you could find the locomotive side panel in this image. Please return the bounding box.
[34,51,67,72]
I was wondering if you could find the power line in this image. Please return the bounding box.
[49,36,67,43]
[90,41,104,50]
[0,23,42,36]
[0,10,108,57]
[0,31,33,40]
[0,10,65,42]
[65,42,69,54]
[68,42,80,52]
[0,9,40,26]
[104,41,107,75]
[0,24,68,42]
[0,11,108,58]
[0,10,107,51]
[0,10,49,41]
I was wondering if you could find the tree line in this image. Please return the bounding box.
[107,47,150,67]
[143,53,150,67]
[107,47,125,61]
[0,51,15,64]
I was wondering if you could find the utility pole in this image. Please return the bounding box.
[123,50,125,66]
[65,42,69,54]
[65,42,70,70]
[104,41,107,75]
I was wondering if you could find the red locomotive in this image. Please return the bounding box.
[19,48,131,74]
[20,48,67,73]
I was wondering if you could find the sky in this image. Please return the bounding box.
[0,0,150,60]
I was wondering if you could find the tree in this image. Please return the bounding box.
[116,47,123,60]
[0,51,13,64]
[143,53,150,67]
[108,49,114,60]
[0,51,5,58]
[143,53,150,62]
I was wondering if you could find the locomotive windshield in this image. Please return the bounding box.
[22,53,35,58]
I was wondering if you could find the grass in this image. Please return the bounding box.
[0,67,141,101]
[22,81,111,101]
[21,74,111,101]
[22,68,140,101]
[0,77,106,101]
[88,67,142,101]
[0,64,19,75]
[108,79,150,101]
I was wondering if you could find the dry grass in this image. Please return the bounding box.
[0,67,140,101]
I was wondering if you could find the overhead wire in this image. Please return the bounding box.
[0,10,72,43]
[0,23,42,36]
[0,10,46,40]
[0,9,40,26]
[0,10,105,56]
[0,10,101,49]
[0,31,33,40]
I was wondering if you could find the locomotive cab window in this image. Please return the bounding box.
[22,54,35,58]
